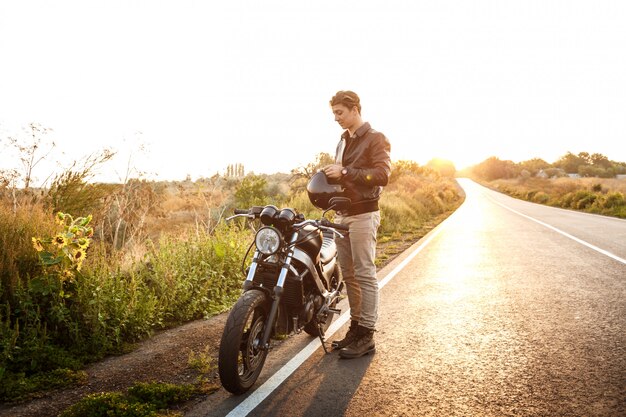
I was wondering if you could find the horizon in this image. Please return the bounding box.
[4,145,625,187]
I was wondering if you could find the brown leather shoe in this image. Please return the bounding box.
[339,325,375,359]
[332,320,359,350]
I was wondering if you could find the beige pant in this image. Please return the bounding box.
[335,211,381,329]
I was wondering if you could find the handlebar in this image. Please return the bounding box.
[319,218,349,232]
[293,218,349,239]
[227,207,264,221]
[227,206,349,236]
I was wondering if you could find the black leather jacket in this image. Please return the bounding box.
[336,122,391,215]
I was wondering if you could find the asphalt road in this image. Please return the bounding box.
[189,178,626,417]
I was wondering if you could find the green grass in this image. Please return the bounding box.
[59,381,199,417]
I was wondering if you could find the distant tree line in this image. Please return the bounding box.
[225,163,245,178]
[467,152,626,181]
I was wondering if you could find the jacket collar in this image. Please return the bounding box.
[342,122,371,140]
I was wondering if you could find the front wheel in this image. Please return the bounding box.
[218,289,269,394]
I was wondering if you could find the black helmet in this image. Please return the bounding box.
[307,171,345,210]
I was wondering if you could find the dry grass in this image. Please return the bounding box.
[491,177,626,195]
[488,177,626,218]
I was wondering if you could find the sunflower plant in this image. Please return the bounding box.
[31,212,94,287]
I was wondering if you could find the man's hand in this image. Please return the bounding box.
[323,164,344,180]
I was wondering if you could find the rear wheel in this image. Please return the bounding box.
[218,289,269,394]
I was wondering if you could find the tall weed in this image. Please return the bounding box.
[0,202,55,300]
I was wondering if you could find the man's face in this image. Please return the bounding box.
[332,104,359,131]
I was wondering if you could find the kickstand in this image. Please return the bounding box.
[317,323,330,354]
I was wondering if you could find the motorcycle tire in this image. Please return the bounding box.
[218,289,269,395]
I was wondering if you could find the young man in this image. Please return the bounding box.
[323,90,391,359]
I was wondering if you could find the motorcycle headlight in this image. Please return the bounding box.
[255,227,281,255]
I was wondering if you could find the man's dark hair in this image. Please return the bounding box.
[330,90,361,114]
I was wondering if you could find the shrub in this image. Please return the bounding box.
[602,192,625,209]
[573,191,597,209]
[127,382,198,410]
[0,202,56,299]
[59,382,199,417]
[59,392,156,417]
[485,177,626,218]
[146,223,250,322]
[532,191,550,204]
[379,192,424,235]
[561,192,575,208]
[0,368,87,403]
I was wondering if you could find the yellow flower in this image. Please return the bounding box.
[32,237,44,252]
[73,249,85,262]
[61,269,75,280]
[77,237,90,249]
[54,234,69,248]
[55,212,66,226]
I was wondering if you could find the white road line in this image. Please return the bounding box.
[224,221,447,417]
[488,195,626,265]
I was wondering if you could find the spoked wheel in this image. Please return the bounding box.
[218,289,269,394]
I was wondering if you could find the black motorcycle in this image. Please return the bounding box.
[218,173,349,394]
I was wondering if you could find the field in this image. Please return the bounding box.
[0,162,464,404]
[485,177,626,218]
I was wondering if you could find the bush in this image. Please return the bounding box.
[0,368,87,403]
[531,191,550,204]
[573,191,597,209]
[485,177,626,218]
[602,192,625,209]
[0,212,250,401]
[0,202,56,300]
[60,382,198,417]
[142,223,251,324]
[127,382,197,410]
[379,192,424,235]
[60,392,156,417]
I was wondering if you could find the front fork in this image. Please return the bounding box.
[256,236,298,350]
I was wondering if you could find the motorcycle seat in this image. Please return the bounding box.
[320,232,337,265]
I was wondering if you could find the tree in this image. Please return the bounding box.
[590,153,611,169]
[225,163,245,178]
[554,152,588,174]
[425,158,456,177]
[519,158,551,176]
[388,160,427,183]
[234,175,268,207]
[291,153,334,180]
[5,122,56,190]
[472,157,519,181]
[289,152,334,194]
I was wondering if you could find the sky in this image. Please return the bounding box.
[1,0,625,184]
